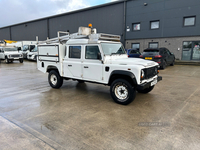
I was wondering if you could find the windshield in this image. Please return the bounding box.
[3,47,18,51]
[22,45,35,51]
[101,43,126,55]
[31,47,37,52]
[22,45,29,51]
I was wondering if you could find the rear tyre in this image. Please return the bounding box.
[19,59,23,63]
[110,79,136,105]
[48,70,63,89]
[161,60,166,69]
[137,86,154,94]
[78,80,85,83]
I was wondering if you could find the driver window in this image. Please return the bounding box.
[85,46,101,59]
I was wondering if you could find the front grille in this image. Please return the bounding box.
[11,54,20,58]
[143,66,158,80]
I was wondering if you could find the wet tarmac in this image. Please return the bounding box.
[0,60,200,150]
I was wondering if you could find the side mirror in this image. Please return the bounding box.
[97,52,102,60]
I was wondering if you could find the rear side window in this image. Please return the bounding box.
[69,46,81,59]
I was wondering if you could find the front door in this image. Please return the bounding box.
[182,41,200,61]
[166,48,174,64]
[0,50,4,59]
[192,41,200,60]
[82,45,103,82]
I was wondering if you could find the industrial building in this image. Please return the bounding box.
[0,0,200,61]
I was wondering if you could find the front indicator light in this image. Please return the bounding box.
[141,70,145,80]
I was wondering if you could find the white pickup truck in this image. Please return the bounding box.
[37,25,162,105]
[0,47,23,63]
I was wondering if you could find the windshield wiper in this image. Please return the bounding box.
[110,53,118,56]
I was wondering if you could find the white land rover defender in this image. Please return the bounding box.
[37,25,162,105]
[0,46,23,63]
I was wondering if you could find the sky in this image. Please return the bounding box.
[0,0,118,28]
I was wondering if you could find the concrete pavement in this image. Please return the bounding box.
[0,60,200,150]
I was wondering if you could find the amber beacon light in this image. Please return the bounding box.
[88,23,92,28]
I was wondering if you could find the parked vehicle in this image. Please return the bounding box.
[140,48,175,69]
[27,46,38,61]
[3,40,37,53]
[0,46,23,63]
[22,44,36,59]
[37,25,162,105]
[126,49,141,58]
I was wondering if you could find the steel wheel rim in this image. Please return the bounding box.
[114,84,128,101]
[50,74,57,85]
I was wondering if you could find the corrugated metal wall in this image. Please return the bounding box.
[0,2,124,42]
[126,0,200,39]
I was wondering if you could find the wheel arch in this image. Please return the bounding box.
[108,70,137,88]
[46,66,60,74]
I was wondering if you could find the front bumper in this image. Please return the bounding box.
[137,76,162,90]
[8,57,23,60]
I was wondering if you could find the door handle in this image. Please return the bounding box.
[68,65,72,67]
[84,66,89,68]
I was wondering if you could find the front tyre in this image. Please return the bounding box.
[170,59,175,66]
[110,79,136,105]
[19,58,23,63]
[48,70,63,89]
[137,86,154,94]
[5,58,9,64]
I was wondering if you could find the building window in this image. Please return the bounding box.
[85,46,101,59]
[150,20,159,29]
[149,42,158,48]
[184,16,196,26]
[132,43,140,50]
[132,23,140,31]
[69,46,81,59]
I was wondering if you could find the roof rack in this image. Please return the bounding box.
[37,26,121,44]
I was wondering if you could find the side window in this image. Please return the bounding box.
[85,46,101,59]
[69,46,81,59]
[166,49,171,55]
[163,49,167,55]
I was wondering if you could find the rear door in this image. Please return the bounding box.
[63,45,82,79]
